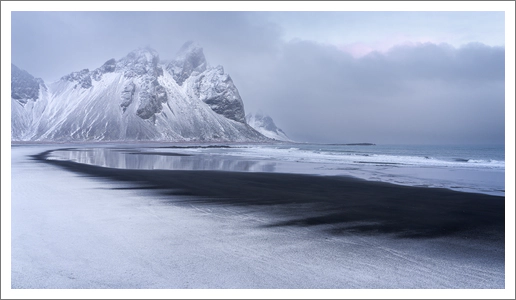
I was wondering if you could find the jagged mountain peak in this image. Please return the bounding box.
[176,41,203,56]
[167,41,207,85]
[11,42,271,142]
[61,68,92,88]
[11,64,45,105]
[91,58,116,81]
[116,47,162,78]
[194,65,245,123]
[124,47,160,62]
[58,47,162,87]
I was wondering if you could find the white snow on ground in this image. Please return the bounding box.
[4,145,511,298]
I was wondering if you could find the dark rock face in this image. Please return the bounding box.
[136,76,168,120]
[113,48,168,120]
[61,58,116,87]
[11,64,42,105]
[101,58,116,72]
[194,66,246,123]
[120,81,135,112]
[92,58,116,81]
[62,69,92,89]
[166,41,207,86]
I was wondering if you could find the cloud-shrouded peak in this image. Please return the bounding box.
[167,41,207,85]
[176,41,204,57]
[116,47,162,78]
[127,46,160,60]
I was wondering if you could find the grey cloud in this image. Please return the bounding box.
[11,11,283,82]
[243,41,504,144]
[382,42,505,82]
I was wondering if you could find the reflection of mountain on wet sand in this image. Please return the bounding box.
[48,148,276,173]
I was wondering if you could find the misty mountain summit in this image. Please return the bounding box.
[11,42,279,142]
[166,41,207,86]
[246,112,292,142]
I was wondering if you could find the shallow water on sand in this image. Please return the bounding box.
[47,144,504,196]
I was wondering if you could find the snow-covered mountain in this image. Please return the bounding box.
[246,112,292,142]
[11,42,270,142]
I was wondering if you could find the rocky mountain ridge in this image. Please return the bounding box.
[11,42,273,142]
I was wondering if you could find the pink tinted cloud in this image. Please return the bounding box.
[338,35,439,58]
[339,43,375,58]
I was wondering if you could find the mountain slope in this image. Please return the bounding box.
[11,64,50,140]
[11,43,269,142]
[246,112,292,142]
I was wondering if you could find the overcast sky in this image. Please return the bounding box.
[7,4,510,144]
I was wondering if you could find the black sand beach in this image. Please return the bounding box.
[6,146,505,290]
[34,149,505,242]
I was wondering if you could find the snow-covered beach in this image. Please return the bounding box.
[6,6,515,299]
[7,144,506,297]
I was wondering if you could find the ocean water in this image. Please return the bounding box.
[248,143,505,169]
[47,143,505,196]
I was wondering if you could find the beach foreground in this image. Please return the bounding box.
[10,145,505,290]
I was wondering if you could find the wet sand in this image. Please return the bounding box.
[34,149,505,242]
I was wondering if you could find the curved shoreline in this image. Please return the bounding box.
[8,145,505,289]
[33,149,505,241]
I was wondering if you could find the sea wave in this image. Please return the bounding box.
[205,146,506,170]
